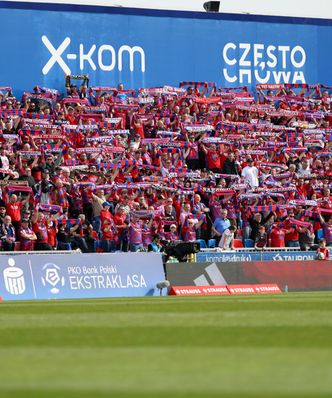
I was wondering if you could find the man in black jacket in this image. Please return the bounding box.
[222,152,240,175]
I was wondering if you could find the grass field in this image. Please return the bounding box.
[1,292,332,398]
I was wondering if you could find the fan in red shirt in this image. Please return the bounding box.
[269,224,286,248]
[6,193,30,233]
[201,143,222,172]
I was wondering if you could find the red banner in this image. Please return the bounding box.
[169,285,229,296]
[227,285,257,295]
[253,284,282,294]
[169,284,281,296]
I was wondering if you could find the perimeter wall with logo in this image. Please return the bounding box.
[0,1,332,94]
[166,261,332,291]
[0,252,166,300]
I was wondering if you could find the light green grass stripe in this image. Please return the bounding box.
[1,309,332,328]
[1,348,332,395]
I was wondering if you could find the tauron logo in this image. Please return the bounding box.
[222,42,306,85]
[42,36,146,75]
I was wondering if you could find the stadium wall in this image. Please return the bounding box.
[1,1,332,94]
[166,261,332,292]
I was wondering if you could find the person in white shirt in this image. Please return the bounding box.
[241,158,259,187]
[297,158,312,177]
[218,225,236,250]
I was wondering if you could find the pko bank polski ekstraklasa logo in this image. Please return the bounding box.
[41,36,146,75]
[41,263,65,294]
[222,43,307,85]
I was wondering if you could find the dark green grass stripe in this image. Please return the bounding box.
[1,390,332,398]
[1,326,331,348]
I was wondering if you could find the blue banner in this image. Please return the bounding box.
[196,251,318,263]
[0,252,165,300]
[0,2,331,94]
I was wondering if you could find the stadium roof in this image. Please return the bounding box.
[4,0,332,19]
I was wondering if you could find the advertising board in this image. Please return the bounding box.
[196,251,318,263]
[165,261,332,291]
[0,2,332,94]
[0,252,165,300]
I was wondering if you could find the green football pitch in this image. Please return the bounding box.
[1,292,332,398]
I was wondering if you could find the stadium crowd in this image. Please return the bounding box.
[0,77,331,256]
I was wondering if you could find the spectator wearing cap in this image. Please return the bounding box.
[147,233,164,252]
[164,224,179,242]
[241,158,259,188]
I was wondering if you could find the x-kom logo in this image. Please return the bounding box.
[41,35,146,75]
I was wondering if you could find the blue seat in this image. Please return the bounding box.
[196,239,207,249]
[208,239,216,248]
[244,239,254,248]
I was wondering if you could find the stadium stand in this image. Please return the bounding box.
[0,78,331,254]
